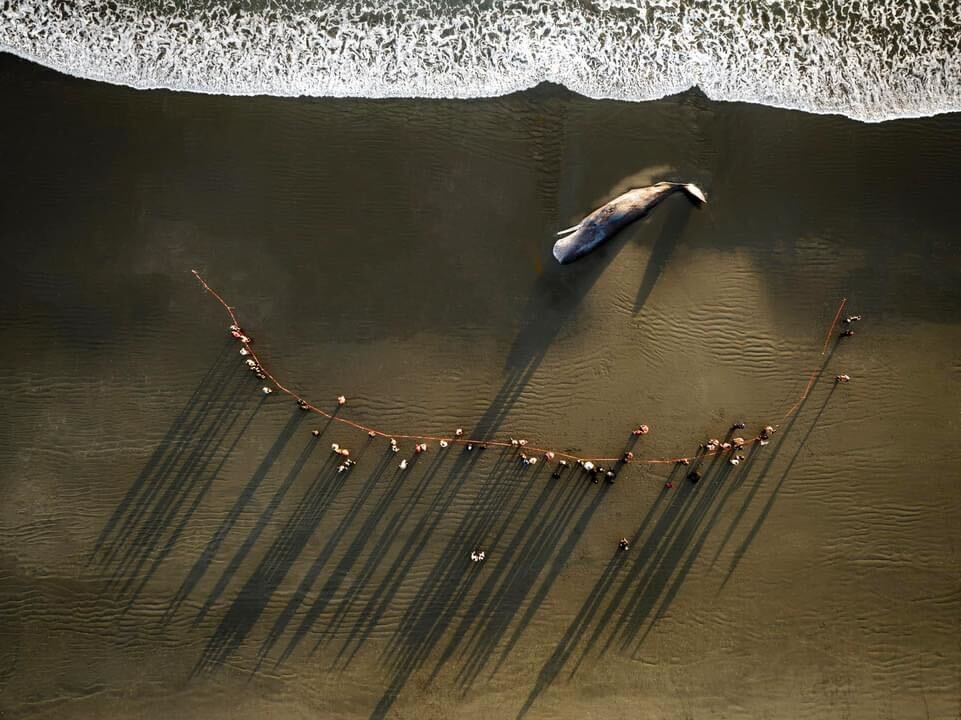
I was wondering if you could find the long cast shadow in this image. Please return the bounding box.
[90,340,235,564]
[456,475,608,690]
[623,456,738,652]
[194,433,320,626]
[107,368,248,590]
[99,351,262,600]
[710,344,838,572]
[96,344,240,572]
[588,452,717,661]
[192,452,347,674]
[165,409,305,623]
[706,442,768,571]
[633,198,693,314]
[327,447,486,669]
[382,452,533,669]
[720,382,838,591]
[454,438,642,688]
[516,463,686,719]
[319,451,444,646]
[370,452,534,719]
[477,193,690,443]
[123,391,265,611]
[354,184,695,716]
[605,449,732,653]
[574,455,709,668]
[433,473,586,682]
[348,153,696,714]
[487,442,642,679]
[256,447,398,668]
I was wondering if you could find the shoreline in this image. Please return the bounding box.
[1,48,959,125]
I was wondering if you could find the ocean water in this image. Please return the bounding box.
[2,0,960,121]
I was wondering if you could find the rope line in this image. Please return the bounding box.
[780,297,847,422]
[822,297,848,355]
[191,270,845,469]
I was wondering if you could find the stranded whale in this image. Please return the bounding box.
[553,182,706,264]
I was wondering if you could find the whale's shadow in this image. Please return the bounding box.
[476,191,697,439]
[634,195,694,314]
[473,237,622,439]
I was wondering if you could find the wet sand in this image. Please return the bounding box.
[1,53,960,719]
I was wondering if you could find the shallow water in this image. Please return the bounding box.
[1,53,960,719]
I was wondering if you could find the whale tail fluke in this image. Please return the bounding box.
[680,183,707,204]
[555,223,582,237]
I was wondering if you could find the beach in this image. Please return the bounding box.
[1,52,960,719]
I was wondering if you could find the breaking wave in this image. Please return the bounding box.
[2,0,960,122]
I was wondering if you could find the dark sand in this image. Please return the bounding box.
[1,53,960,719]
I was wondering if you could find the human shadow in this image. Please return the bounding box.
[598,440,753,657]
[341,176,696,716]
[453,473,608,691]
[323,448,484,670]
[516,461,688,719]
[590,451,719,657]
[710,345,838,574]
[382,451,533,667]
[255,446,398,669]
[625,456,740,652]
[434,474,585,679]
[164,409,305,624]
[193,433,320,626]
[397,194,695,691]
[90,340,236,565]
[324,447,488,669]
[449,436,641,689]
[94,343,264,605]
[318,450,440,630]
[192,452,347,674]
[331,230,630,696]
[720,381,838,592]
[107,370,248,592]
[122,390,265,611]
[369,450,535,719]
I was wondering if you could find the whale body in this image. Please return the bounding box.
[552,182,706,264]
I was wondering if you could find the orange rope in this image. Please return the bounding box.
[822,297,848,355]
[779,297,847,423]
[191,270,844,469]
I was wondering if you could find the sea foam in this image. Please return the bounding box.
[2,0,959,122]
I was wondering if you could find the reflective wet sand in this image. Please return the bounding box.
[1,54,960,719]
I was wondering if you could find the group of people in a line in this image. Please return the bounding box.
[230,311,862,560]
[230,324,273,390]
